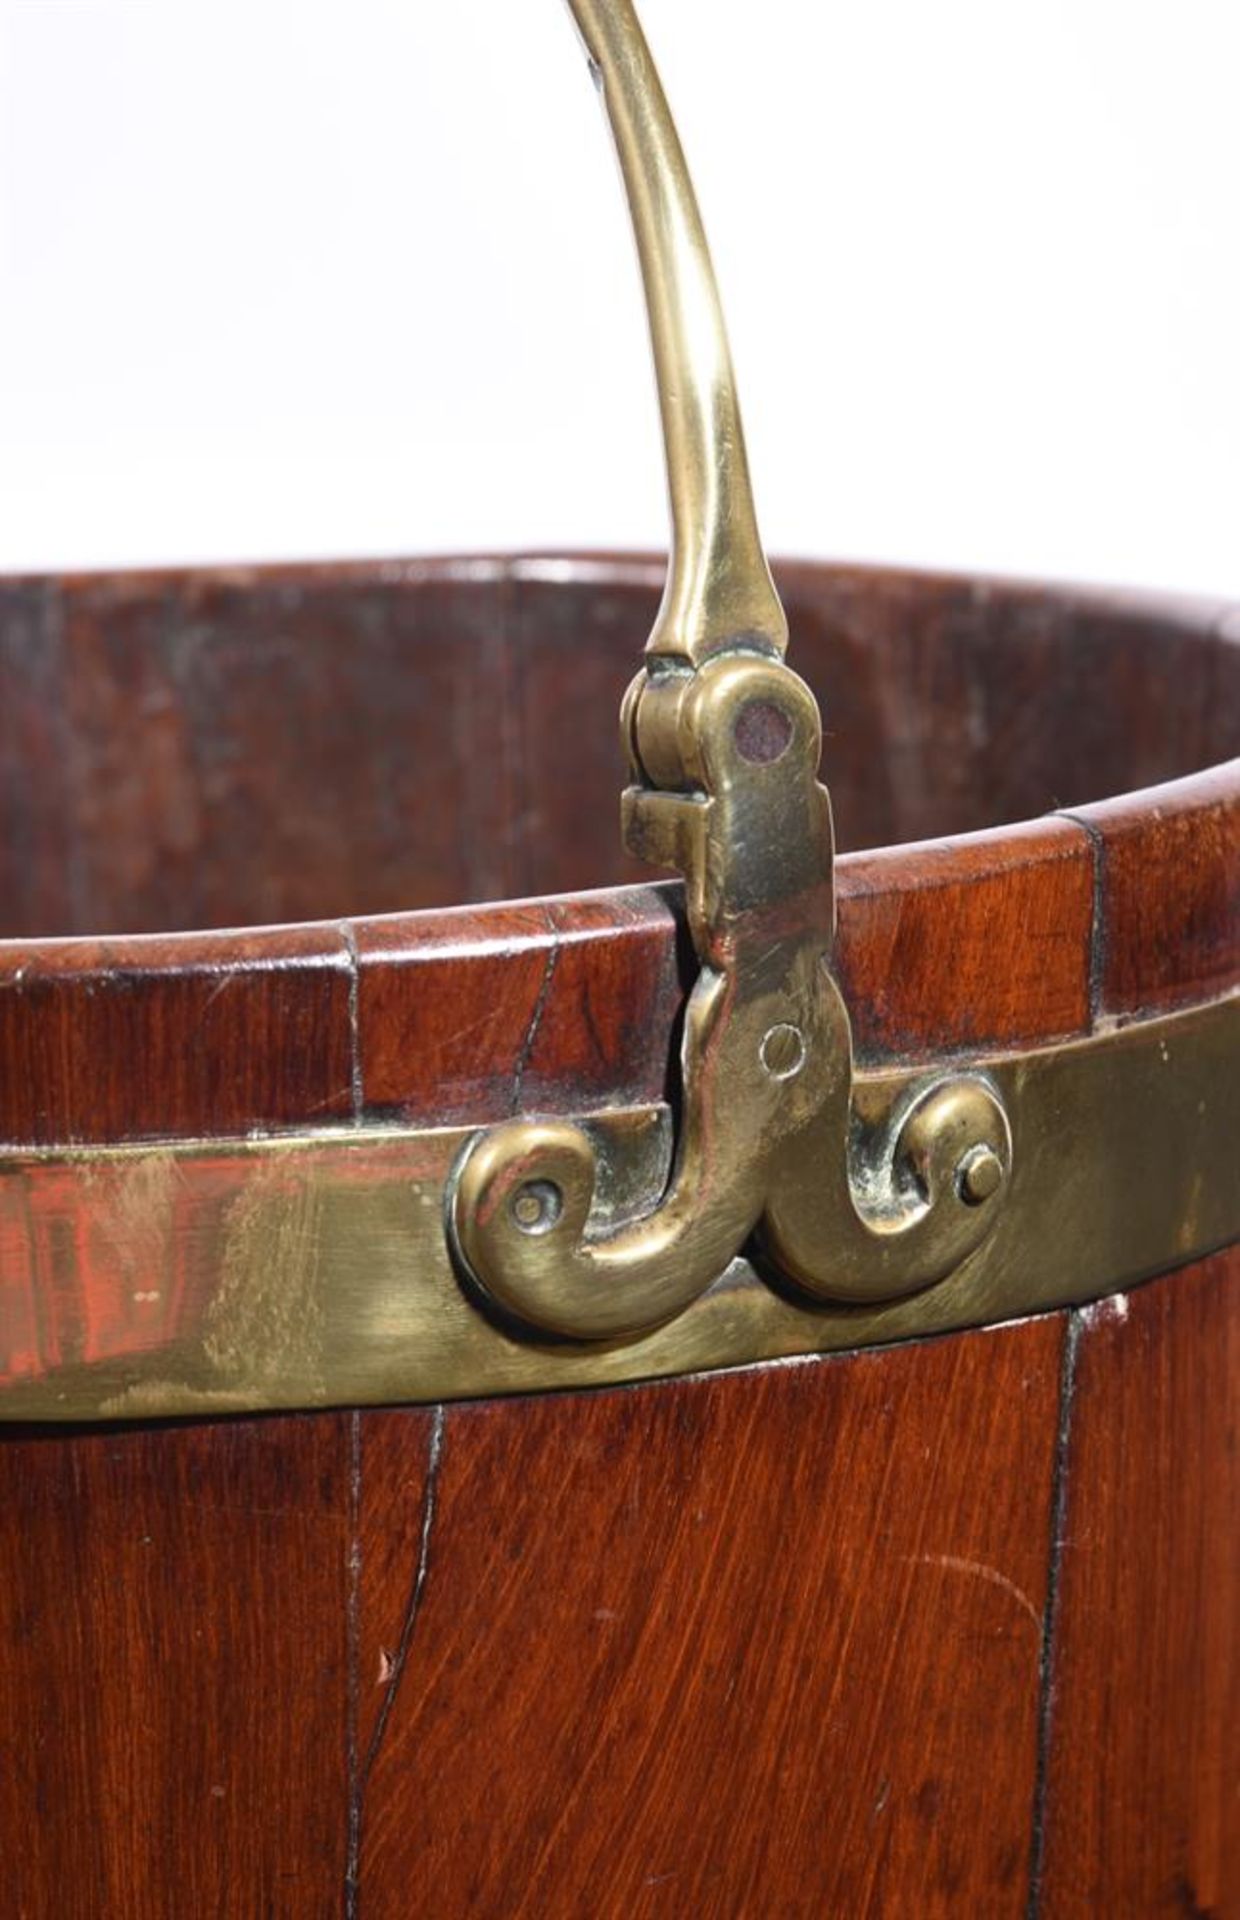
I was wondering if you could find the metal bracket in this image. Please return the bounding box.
[450,652,1011,1340]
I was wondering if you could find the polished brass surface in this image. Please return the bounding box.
[0,996,1235,1421]
[449,1,1020,1335]
[452,653,1012,1339]
[565,0,786,667]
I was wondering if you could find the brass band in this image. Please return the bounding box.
[0,994,1234,1421]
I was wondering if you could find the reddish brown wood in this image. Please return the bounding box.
[350,807,1096,1134]
[354,807,1098,1130]
[1038,1249,1240,1917]
[1070,765,1240,1019]
[0,1411,353,1919]
[0,554,1235,1916]
[0,562,525,938]
[356,1316,1064,1917]
[0,580,81,940]
[774,567,1239,858]
[356,900,560,1124]
[0,922,354,1146]
[2,557,1236,940]
[506,565,656,900]
[836,816,1094,1060]
[355,887,683,1126]
[0,553,1231,1141]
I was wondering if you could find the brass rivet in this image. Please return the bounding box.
[511,1181,563,1235]
[733,699,793,765]
[760,1022,806,1080]
[958,1145,1003,1206]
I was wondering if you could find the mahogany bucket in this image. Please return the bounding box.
[1,5,1237,1916]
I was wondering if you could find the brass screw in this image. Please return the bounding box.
[761,1022,806,1080]
[958,1145,1003,1206]
[512,1181,563,1235]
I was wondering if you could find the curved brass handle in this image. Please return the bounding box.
[449,0,1011,1342]
[566,0,786,667]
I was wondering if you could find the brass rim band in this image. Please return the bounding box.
[0,994,1234,1422]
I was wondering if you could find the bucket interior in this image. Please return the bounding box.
[0,559,1235,941]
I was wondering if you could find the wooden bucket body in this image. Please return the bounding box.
[0,554,1236,1914]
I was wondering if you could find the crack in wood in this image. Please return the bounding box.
[344,1406,445,1915]
[511,913,561,1115]
[1025,1307,1083,1919]
[340,922,364,1124]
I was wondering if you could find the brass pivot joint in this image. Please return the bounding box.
[451,634,1010,1343]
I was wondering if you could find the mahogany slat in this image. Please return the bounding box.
[0,1411,353,1919]
[2,558,1237,939]
[0,561,523,938]
[507,567,655,900]
[354,887,684,1126]
[836,816,1093,1061]
[0,923,354,1146]
[1038,1249,1240,1918]
[1069,765,1240,1019]
[0,581,80,938]
[355,1316,1064,1918]
[773,565,1239,856]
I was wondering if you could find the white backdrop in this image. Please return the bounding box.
[2,0,1237,594]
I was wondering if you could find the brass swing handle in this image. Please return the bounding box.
[563,0,786,669]
[449,0,1011,1340]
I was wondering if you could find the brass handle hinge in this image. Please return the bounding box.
[447,0,1012,1343]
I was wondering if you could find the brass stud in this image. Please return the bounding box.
[958,1145,1004,1206]
[511,1181,563,1235]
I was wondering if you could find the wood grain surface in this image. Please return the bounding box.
[2,1264,1235,1917]
[1037,1248,1240,1919]
[0,922,354,1146]
[1069,763,1240,1019]
[835,815,1093,1061]
[0,557,1236,1915]
[0,1411,353,1920]
[354,887,685,1126]
[354,1319,1065,1918]
[1,558,1236,941]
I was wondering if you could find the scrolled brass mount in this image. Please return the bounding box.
[448,0,1013,1342]
[452,648,1011,1341]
